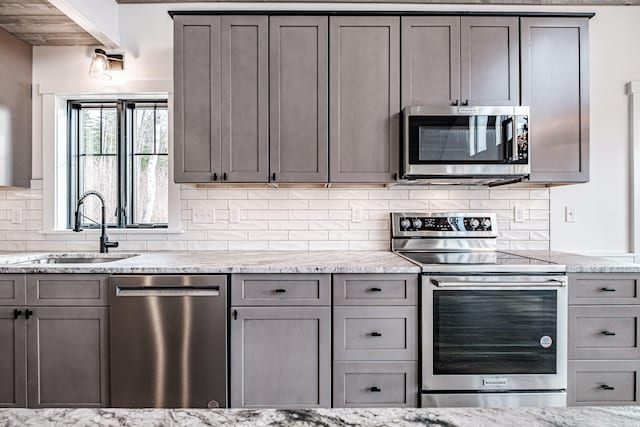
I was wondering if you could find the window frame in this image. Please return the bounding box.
[68,99,169,230]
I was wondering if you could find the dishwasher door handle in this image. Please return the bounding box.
[116,286,221,297]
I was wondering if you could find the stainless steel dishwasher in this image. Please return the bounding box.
[110,275,227,408]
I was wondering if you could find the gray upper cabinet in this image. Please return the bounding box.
[27,307,109,408]
[221,16,269,183]
[401,16,518,108]
[174,15,221,183]
[521,17,590,183]
[174,15,268,183]
[269,16,329,183]
[0,308,26,408]
[329,16,400,183]
[230,306,331,408]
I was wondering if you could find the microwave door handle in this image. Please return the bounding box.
[501,117,514,160]
[431,279,567,288]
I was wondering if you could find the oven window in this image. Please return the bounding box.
[433,290,557,375]
[408,115,512,164]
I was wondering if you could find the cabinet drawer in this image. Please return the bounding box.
[570,274,640,305]
[26,275,109,306]
[0,275,26,306]
[231,274,330,306]
[333,362,417,408]
[334,307,417,361]
[333,274,418,306]
[568,360,640,406]
[569,306,640,360]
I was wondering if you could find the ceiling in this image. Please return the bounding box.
[0,0,99,45]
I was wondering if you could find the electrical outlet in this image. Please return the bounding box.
[565,207,576,223]
[10,208,22,224]
[514,205,525,223]
[192,207,215,224]
[229,207,241,223]
[351,207,363,223]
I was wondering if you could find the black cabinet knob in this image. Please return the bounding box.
[223,173,227,181]
[370,386,381,392]
[370,332,382,337]
[13,309,22,319]
[452,99,459,106]
[213,173,218,181]
[369,287,382,292]
[24,309,33,320]
[272,172,276,181]
[462,99,469,106]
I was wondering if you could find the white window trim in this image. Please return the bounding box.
[38,80,181,233]
[628,81,640,254]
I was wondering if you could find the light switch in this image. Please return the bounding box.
[514,206,525,223]
[351,207,363,223]
[192,207,215,224]
[229,207,241,223]
[565,207,576,223]
[11,208,22,224]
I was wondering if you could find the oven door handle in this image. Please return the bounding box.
[430,279,566,288]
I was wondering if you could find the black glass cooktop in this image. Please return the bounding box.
[400,251,553,266]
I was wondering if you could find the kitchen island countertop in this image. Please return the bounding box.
[1,406,639,427]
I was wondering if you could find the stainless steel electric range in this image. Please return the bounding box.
[391,212,568,408]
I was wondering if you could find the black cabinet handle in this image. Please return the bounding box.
[13,309,22,319]
[233,310,238,320]
[602,331,616,336]
[223,173,227,181]
[24,309,33,320]
[370,332,382,337]
[370,386,381,392]
[272,172,276,181]
[213,173,218,181]
[601,287,616,292]
[462,99,469,106]
[274,288,287,293]
[601,385,615,391]
[393,172,398,181]
[452,99,459,106]
[369,287,382,292]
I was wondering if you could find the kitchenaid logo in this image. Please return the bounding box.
[483,378,508,387]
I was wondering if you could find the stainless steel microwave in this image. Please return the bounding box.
[402,106,530,183]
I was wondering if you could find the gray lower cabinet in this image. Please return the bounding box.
[568,273,640,406]
[0,275,109,408]
[401,16,519,108]
[174,15,269,183]
[269,16,329,183]
[27,307,109,408]
[230,306,331,408]
[329,16,400,183]
[521,17,590,183]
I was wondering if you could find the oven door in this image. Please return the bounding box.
[403,106,529,177]
[422,275,567,392]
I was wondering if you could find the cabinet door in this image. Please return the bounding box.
[230,306,331,408]
[521,17,590,183]
[270,16,328,183]
[329,17,400,183]
[0,308,26,408]
[27,307,109,408]
[401,16,460,107]
[220,16,269,183]
[174,15,222,183]
[460,17,519,106]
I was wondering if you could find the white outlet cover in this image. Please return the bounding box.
[514,206,525,223]
[351,207,363,223]
[229,207,241,223]
[10,208,22,224]
[565,207,576,223]
[192,207,215,224]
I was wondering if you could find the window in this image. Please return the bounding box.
[68,100,169,229]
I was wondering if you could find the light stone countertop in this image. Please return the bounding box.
[509,250,640,273]
[0,251,421,274]
[1,406,639,427]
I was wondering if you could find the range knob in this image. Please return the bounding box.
[412,219,423,229]
[469,218,480,229]
[481,218,492,229]
[400,219,411,230]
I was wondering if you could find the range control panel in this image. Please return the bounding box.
[398,215,493,232]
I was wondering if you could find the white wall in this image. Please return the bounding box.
[17,3,640,253]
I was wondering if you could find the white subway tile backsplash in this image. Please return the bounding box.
[0,185,549,251]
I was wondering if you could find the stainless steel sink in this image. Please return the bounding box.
[13,254,139,265]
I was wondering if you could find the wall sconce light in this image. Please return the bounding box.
[89,48,124,80]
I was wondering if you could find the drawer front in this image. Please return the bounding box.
[333,274,418,306]
[569,306,640,360]
[231,274,330,306]
[333,362,418,407]
[26,275,109,306]
[0,275,26,306]
[568,360,640,406]
[334,306,418,361]
[570,273,640,305]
